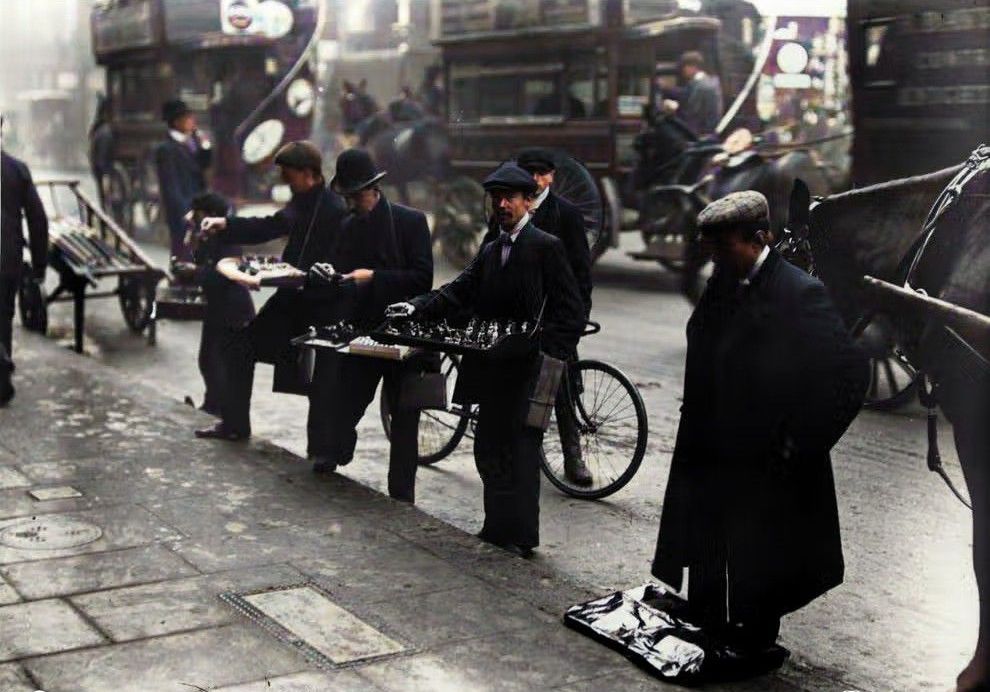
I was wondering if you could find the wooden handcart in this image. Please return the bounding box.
[24,179,168,353]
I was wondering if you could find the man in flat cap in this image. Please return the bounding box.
[305,148,434,503]
[155,99,212,259]
[194,141,346,449]
[651,190,868,671]
[482,147,594,485]
[389,162,585,557]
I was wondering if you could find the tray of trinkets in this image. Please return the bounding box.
[217,255,307,288]
[291,321,413,360]
[370,317,539,359]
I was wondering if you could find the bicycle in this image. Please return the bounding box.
[380,321,649,500]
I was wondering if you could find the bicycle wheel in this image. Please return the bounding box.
[379,353,470,465]
[540,360,649,500]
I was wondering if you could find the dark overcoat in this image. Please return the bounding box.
[1,151,48,278]
[410,221,585,406]
[652,249,869,622]
[154,136,211,241]
[192,235,256,328]
[680,74,724,136]
[483,190,593,320]
[223,184,346,378]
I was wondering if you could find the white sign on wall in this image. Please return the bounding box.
[221,0,294,38]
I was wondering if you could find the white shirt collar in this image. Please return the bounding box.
[741,245,770,286]
[502,212,530,240]
[169,129,189,144]
[531,185,551,211]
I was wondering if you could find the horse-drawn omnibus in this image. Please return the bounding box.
[847,0,990,185]
[90,0,322,229]
[430,0,761,266]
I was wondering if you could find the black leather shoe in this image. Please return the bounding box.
[502,543,534,559]
[310,456,338,474]
[564,457,594,486]
[194,423,249,441]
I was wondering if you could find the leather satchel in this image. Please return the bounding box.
[526,353,566,430]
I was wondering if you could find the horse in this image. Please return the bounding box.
[786,150,990,692]
[357,112,450,207]
[634,114,832,301]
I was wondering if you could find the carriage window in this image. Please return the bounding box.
[862,19,896,86]
[617,64,652,117]
[115,64,156,121]
[566,61,606,119]
[450,76,480,122]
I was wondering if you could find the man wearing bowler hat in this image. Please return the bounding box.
[305,148,433,502]
[193,141,346,450]
[483,147,594,486]
[651,191,868,672]
[155,98,212,260]
[389,162,584,556]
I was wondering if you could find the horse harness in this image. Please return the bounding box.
[901,144,990,511]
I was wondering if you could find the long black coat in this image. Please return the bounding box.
[326,196,434,326]
[410,221,585,405]
[484,191,593,318]
[192,236,255,328]
[155,136,211,239]
[1,151,48,278]
[223,184,347,363]
[652,250,869,622]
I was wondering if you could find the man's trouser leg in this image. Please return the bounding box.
[383,364,420,503]
[307,353,383,463]
[198,319,226,414]
[474,380,543,549]
[0,277,17,394]
[218,325,259,436]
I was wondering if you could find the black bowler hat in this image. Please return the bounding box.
[190,191,230,218]
[273,140,323,176]
[482,162,538,195]
[161,99,190,125]
[330,148,387,194]
[515,148,557,174]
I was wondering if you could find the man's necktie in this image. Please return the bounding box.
[499,231,512,267]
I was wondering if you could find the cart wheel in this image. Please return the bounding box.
[118,276,155,333]
[549,154,605,261]
[857,320,919,411]
[540,360,649,500]
[106,162,134,231]
[640,188,695,273]
[380,353,470,465]
[435,176,487,269]
[17,271,48,334]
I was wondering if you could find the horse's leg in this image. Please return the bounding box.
[953,417,990,692]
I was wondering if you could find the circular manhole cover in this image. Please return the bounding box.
[0,516,103,550]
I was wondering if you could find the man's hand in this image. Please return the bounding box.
[661,99,680,114]
[307,262,338,287]
[232,274,261,291]
[200,217,227,235]
[343,268,374,284]
[385,302,415,318]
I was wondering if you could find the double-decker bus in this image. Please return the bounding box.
[91,0,322,228]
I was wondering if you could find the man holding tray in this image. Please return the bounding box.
[388,162,584,556]
[192,141,346,446]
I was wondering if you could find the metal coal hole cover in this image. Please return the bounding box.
[0,516,103,550]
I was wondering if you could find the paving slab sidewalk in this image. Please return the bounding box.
[0,330,852,691]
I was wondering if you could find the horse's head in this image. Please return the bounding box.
[796,167,960,329]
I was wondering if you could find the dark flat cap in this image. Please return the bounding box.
[516,148,556,173]
[162,99,190,124]
[697,190,770,236]
[273,140,323,175]
[482,162,538,195]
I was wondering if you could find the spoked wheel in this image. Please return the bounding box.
[118,276,156,333]
[106,162,134,231]
[17,268,48,334]
[857,320,919,411]
[550,154,605,261]
[540,360,649,500]
[435,176,488,268]
[380,353,471,465]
